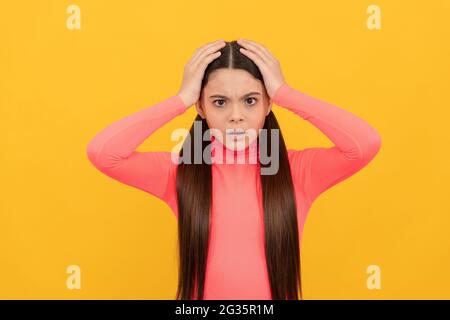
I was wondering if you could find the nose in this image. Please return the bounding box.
[229,104,244,124]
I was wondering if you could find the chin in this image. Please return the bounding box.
[224,138,248,151]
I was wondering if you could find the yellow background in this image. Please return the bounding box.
[1,0,449,299]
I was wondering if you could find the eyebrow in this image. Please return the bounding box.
[208,92,261,99]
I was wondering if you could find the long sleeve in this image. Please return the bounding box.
[86,94,187,205]
[272,83,382,204]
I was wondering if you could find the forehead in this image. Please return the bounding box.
[204,69,262,94]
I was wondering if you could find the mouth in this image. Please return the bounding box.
[226,131,246,141]
[226,129,246,135]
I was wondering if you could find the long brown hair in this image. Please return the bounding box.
[175,40,302,300]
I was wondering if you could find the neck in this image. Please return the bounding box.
[210,134,259,165]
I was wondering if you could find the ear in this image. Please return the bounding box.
[266,98,273,116]
[195,99,206,119]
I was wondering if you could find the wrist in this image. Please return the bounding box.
[177,92,191,109]
[272,82,289,104]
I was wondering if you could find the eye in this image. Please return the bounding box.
[245,97,257,106]
[213,99,226,107]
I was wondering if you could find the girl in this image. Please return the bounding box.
[86,38,382,300]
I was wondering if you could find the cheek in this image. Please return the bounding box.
[248,109,267,130]
[203,109,227,133]
[204,103,266,130]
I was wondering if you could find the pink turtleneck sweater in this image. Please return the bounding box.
[86,83,382,299]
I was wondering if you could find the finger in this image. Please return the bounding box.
[238,39,272,64]
[192,51,222,75]
[191,41,226,69]
[241,39,274,62]
[191,40,225,65]
[249,39,274,59]
[203,51,222,65]
[238,39,274,64]
[239,47,268,71]
[191,39,221,61]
